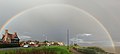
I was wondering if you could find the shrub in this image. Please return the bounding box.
[77,47,106,54]
[78,48,96,54]
[0,44,20,48]
[87,47,105,52]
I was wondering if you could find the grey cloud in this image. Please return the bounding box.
[19,36,32,39]
[0,0,120,49]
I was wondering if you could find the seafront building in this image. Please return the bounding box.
[1,30,20,44]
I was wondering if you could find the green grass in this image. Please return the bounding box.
[0,46,109,54]
[0,46,72,54]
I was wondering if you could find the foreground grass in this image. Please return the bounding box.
[0,46,112,54]
[0,46,72,54]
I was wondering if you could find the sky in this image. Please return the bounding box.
[0,0,120,52]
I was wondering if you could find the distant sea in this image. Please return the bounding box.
[102,46,120,54]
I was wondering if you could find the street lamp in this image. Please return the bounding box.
[43,34,47,41]
[67,29,69,46]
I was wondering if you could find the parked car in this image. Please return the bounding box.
[23,44,30,48]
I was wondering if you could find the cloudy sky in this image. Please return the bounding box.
[0,0,120,51]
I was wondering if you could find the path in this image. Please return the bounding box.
[70,48,83,54]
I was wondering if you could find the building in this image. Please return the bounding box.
[2,30,20,44]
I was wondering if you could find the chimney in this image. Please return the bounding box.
[5,29,8,34]
[14,32,17,35]
[12,32,17,39]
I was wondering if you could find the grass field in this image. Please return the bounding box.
[0,46,72,54]
[0,46,115,54]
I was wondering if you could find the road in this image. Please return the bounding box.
[0,47,22,50]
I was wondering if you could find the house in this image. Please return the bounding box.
[2,30,20,44]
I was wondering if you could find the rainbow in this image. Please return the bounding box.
[0,4,116,52]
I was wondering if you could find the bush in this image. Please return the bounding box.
[78,48,96,54]
[0,44,20,48]
[87,47,105,52]
[77,47,106,54]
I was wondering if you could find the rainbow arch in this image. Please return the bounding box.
[0,4,116,52]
